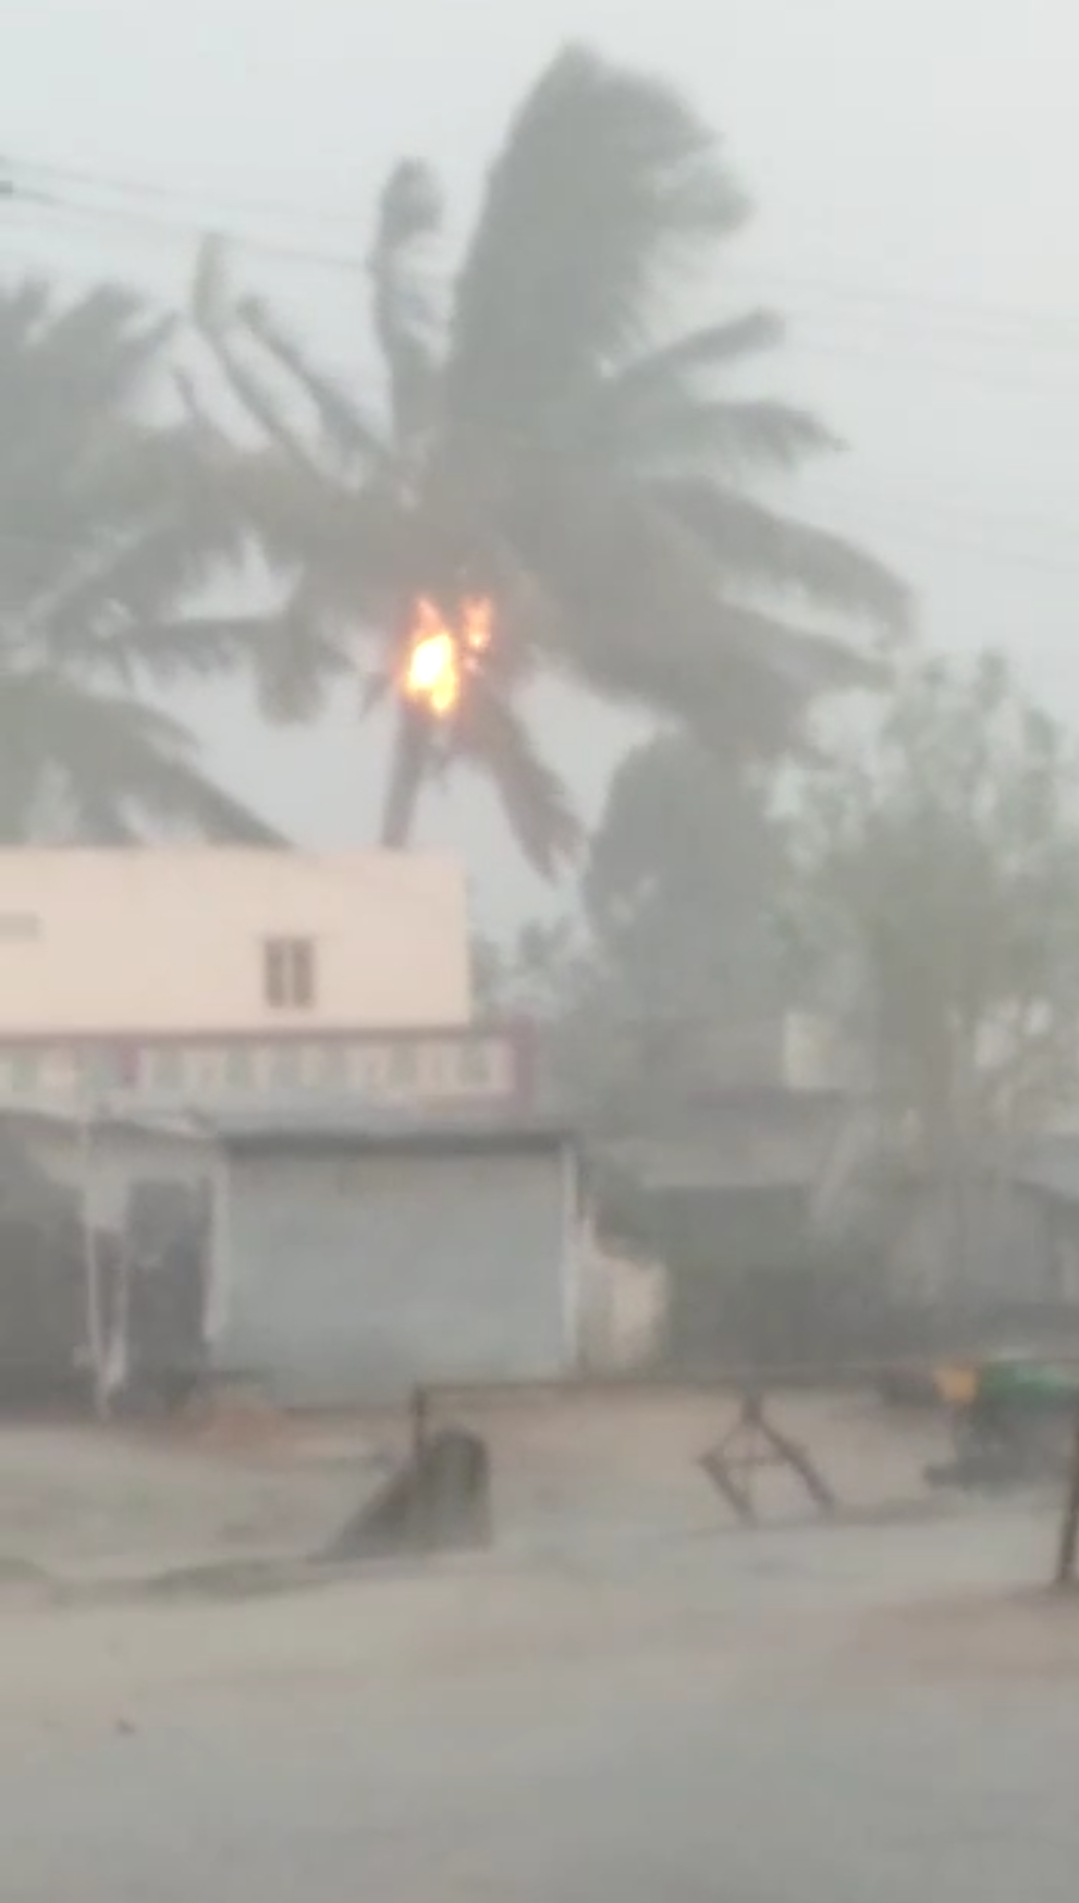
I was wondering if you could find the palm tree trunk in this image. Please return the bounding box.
[380,702,428,849]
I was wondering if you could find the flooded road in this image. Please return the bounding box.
[3,1505,1078,1901]
[6,1665,1079,1901]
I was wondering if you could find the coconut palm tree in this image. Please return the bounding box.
[188,44,905,873]
[0,278,279,842]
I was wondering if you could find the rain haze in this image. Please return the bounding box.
[4,0,1077,927]
[8,7,1079,1902]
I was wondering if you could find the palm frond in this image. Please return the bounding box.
[189,237,329,479]
[103,749,283,844]
[155,47,910,858]
[248,578,353,723]
[225,449,408,609]
[0,283,175,519]
[70,614,274,690]
[591,310,784,409]
[0,671,281,843]
[173,364,233,452]
[373,159,443,256]
[571,309,837,477]
[704,597,883,703]
[451,681,581,876]
[23,426,251,667]
[656,476,909,629]
[239,296,389,470]
[190,232,232,336]
[6,282,172,412]
[446,44,747,440]
[0,277,282,842]
[498,469,859,753]
[576,611,832,757]
[587,392,838,477]
[0,279,51,354]
[369,159,444,454]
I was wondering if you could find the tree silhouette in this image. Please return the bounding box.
[189,45,904,871]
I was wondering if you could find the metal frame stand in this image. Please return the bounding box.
[700,1386,837,1526]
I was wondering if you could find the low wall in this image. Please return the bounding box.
[580,1244,668,1373]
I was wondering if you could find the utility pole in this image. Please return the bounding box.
[1054,1400,1079,1588]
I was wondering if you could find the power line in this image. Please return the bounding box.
[810,473,1079,544]
[5,172,1079,427]
[728,258,1079,354]
[5,151,363,236]
[793,336,1079,400]
[1,180,361,278]
[6,150,1079,343]
[12,186,1079,405]
[806,499,1079,583]
[8,165,1079,578]
[9,152,1079,361]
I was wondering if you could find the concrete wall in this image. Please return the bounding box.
[0,849,470,1036]
[579,1237,668,1373]
[212,1144,576,1405]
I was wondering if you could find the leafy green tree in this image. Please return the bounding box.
[585,728,787,1029]
[0,279,278,842]
[477,730,790,1115]
[473,916,591,1021]
[189,44,904,873]
[792,650,1079,1174]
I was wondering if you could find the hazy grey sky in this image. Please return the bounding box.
[3,0,1078,931]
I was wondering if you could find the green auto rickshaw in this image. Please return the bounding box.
[929,1351,1079,1487]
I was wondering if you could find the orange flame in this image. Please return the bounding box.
[461,596,493,656]
[402,596,493,719]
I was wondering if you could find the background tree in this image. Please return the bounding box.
[478,729,790,1118]
[189,43,904,874]
[791,650,1079,1270]
[584,728,787,1033]
[0,279,278,843]
[472,917,589,1022]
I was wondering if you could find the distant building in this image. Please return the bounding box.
[593,1081,880,1369]
[1,1102,583,1406]
[0,849,521,1113]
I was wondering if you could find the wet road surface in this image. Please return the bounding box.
[3,1506,1078,1901]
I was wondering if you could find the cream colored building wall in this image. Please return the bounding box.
[0,849,470,1035]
